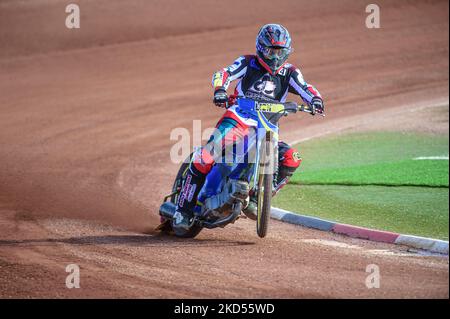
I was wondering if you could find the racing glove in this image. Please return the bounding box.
[213,87,228,108]
[310,97,324,115]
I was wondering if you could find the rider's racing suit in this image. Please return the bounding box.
[176,55,322,217]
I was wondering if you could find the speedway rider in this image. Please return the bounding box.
[174,24,324,230]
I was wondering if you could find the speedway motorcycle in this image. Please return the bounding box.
[157,97,318,238]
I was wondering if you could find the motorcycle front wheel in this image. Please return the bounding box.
[256,134,274,238]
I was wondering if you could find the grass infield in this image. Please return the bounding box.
[274,132,449,240]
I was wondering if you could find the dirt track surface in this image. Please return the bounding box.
[0,0,448,298]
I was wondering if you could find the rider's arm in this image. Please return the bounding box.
[211,55,250,91]
[288,67,322,105]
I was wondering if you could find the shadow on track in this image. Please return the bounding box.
[0,234,255,248]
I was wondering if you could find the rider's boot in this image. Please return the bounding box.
[173,166,206,230]
[273,165,297,195]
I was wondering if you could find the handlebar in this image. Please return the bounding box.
[298,103,326,117]
[226,96,325,117]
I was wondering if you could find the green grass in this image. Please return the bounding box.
[296,159,448,187]
[273,131,449,240]
[274,185,449,240]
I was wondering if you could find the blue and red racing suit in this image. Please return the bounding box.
[177,55,322,215]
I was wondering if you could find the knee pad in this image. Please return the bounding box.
[279,142,302,170]
[192,147,215,175]
[277,144,302,186]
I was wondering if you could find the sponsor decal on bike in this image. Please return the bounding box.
[178,174,192,208]
[187,183,197,203]
[257,102,285,113]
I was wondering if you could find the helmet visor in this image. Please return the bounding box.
[261,46,292,61]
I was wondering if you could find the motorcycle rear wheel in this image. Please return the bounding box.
[170,154,204,238]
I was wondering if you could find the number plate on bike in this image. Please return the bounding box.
[256,102,285,113]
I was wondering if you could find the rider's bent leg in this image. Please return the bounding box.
[173,112,249,229]
[173,147,214,229]
[276,141,302,187]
